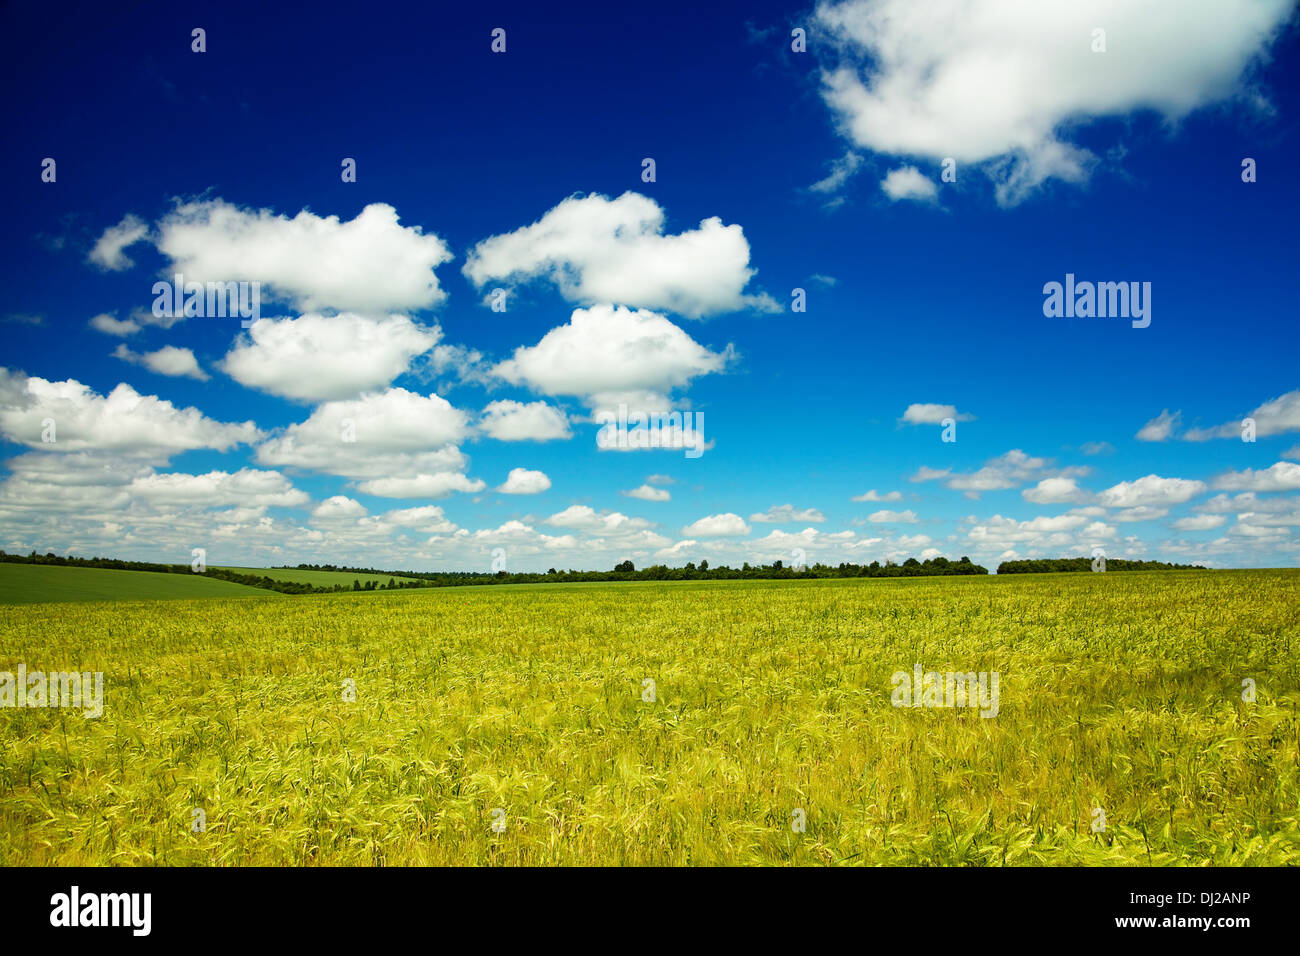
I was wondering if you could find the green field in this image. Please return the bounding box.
[1,570,1297,865]
[0,562,278,604]
[215,567,423,587]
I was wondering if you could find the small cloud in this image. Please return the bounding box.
[88,214,149,271]
[683,513,750,537]
[810,151,864,195]
[1079,441,1115,456]
[497,467,551,495]
[89,312,141,337]
[901,403,973,425]
[624,484,670,502]
[881,166,938,203]
[1136,409,1180,442]
[112,343,209,380]
[851,489,902,502]
[750,504,825,524]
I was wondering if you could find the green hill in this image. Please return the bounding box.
[0,563,279,605]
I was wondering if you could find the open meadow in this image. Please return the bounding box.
[1,570,1297,865]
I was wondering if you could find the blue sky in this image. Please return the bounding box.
[1,0,1298,571]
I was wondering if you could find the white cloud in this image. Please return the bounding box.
[866,509,918,523]
[624,484,671,502]
[750,504,826,523]
[492,304,732,409]
[901,403,972,424]
[381,505,457,533]
[1022,476,1092,504]
[682,513,750,536]
[113,344,208,381]
[355,472,485,499]
[88,313,141,337]
[0,368,258,460]
[463,192,776,318]
[881,166,938,202]
[128,469,308,508]
[1212,461,1300,493]
[312,496,367,520]
[1171,514,1227,532]
[88,214,149,271]
[1184,390,1300,441]
[1136,409,1181,441]
[1097,474,1206,508]
[221,313,440,402]
[851,489,902,502]
[810,151,865,194]
[478,400,571,442]
[814,0,1296,205]
[497,467,551,495]
[155,200,452,313]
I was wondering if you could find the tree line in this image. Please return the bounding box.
[996,557,1206,574]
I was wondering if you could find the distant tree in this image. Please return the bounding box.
[614,560,635,573]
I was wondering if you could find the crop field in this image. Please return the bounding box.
[0,563,278,604]
[214,567,424,588]
[1,570,1297,866]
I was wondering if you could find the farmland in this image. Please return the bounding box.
[214,567,424,588]
[0,562,277,604]
[0,570,1297,865]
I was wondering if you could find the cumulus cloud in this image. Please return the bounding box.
[0,368,258,460]
[221,313,440,402]
[492,304,732,409]
[683,513,750,536]
[497,467,551,495]
[1212,461,1300,493]
[88,214,149,271]
[624,484,671,502]
[463,192,777,318]
[89,313,141,337]
[155,200,453,313]
[1022,476,1092,504]
[881,166,938,202]
[1136,409,1181,441]
[1184,390,1300,441]
[113,344,208,380]
[312,496,368,520]
[478,400,571,442]
[355,472,485,499]
[1097,474,1206,508]
[901,403,973,424]
[865,509,918,523]
[911,449,1070,497]
[1171,514,1227,532]
[750,504,826,523]
[851,489,902,502]
[814,0,1295,205]
[128,468,308,508]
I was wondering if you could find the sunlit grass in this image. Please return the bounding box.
[1,571,1297,865]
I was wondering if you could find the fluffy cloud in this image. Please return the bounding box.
[881,166,938,202]
[1022,476,1092,505]
[463,192,776,318]
[865,509,918,524]
[88,214,149,270]
[497,467,551,495]
[492,304,732,409]
[312,496,367,520]
[750,504,826,523]
[851,489,902,502]
[128,469,308,508]
[1171,514,1227,532]
[355,472,485,499]
[1212,461,1300,493]
[0,368,258,460]
[113,344,208,380]
[1184,390,1300,441]
[89,313,141,337]
[478,400,571,442]
[682,513,750,536]
[624,484,671,502]
[1136,409,1181,441]
[155,200,452,313]
[901,403,973,424]
[1097,474,1206,508]
[912,449,1068,497]
[221,314,440,402]
[814,0,1295,205]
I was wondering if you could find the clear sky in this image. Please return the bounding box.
[1,0,1298,572]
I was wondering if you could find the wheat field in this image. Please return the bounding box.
[1,570,1297,865]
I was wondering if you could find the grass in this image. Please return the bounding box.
[214,567,423,588]
[0,562,278,605]
[0,570,1297,865]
